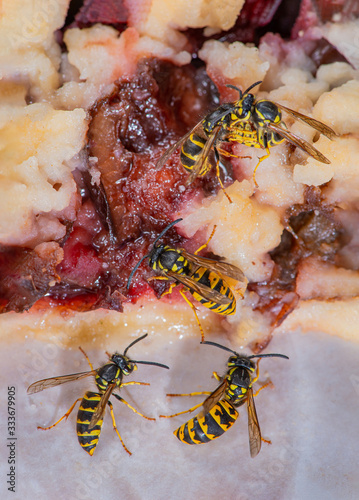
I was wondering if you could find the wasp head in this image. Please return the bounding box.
[126,219,183,291]
[148,243,165,270]
[227,355,255,372]
[236,93,255,120]
[111,353,137,375]
[226,81,261,121]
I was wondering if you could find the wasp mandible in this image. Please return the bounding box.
[27,334,169,456]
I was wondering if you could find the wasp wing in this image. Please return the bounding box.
[88,383,116,430]
[267,122,331,164]
[181,249,246,284]
[156,121,205,170]
[275,103,337,139]
[185,127,221,185]
[27,370,97,395]
[165,270,232,305]
[247,387,262,458]
[201,379,228,415]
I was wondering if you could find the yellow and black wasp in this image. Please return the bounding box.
[156,80,336,191]
[27,334,169,456]
[126,219,247,341]
[160,341,288,457]
[225,80,337,185]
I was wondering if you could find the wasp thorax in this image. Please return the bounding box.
[157,247,184,273]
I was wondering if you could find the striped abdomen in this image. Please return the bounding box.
[227,124,260,148]
[190,267,236,315]
[76,391,104,456]
[227,120,284,149]
[180,134,210,176]
[174,400,238,445]
[257,127,285,149]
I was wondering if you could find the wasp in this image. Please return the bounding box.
[225,80,337,186]
[160,341,288,457]
[27,334,169,456]
[126,219,246,342]
[157,80,336,191]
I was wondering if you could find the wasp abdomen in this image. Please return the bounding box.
[174,400,238,445]
[76,391,104,456]
[227,124,259,148]
[180,134,209,175]
[191,268,236,315]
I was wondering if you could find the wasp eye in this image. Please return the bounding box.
[123,362,135,374]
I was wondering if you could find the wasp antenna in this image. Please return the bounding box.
[153,218,183,247]
[226,84,243,99]
[124,333,148,356]
[132,360,170,370]
[243,80,262,95]
[200,340,238,355]
[126,254,150,290]
[248,353,289,360]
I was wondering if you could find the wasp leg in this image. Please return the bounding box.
[160,391,211,418]
[251,357,262,385]
[159,401,206,419]
[261,436,272,445]
[147,276,169,281]
[251,358,274,394]
[166,391,212,397]
[160,282,177,298]
[215,157,232,204]
[120,381,150,387]
[194,225,217,255]
[149,276,206,340]
[112,394,155,421]
[212,371,221,381]
[78,346,94,370]
[147,276,177,299]
[212,146,232,203]
[107,400,132,456]
[253,380,274,398]
[253,146,270,187]
[216,146,251,160]
[37,397,82,430]
[179,289,205,342]
[159,402,202,418]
